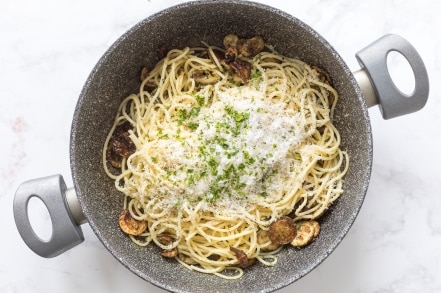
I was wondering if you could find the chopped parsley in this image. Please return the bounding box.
[156,87,306,206]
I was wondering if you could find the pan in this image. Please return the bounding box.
[13,1,429,292]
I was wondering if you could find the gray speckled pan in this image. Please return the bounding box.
[13,1,429,292]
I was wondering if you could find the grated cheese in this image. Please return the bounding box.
[157,86,308,213]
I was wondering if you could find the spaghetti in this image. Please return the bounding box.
[103,35,349,279]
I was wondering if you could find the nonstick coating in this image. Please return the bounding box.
[70,1,372,292]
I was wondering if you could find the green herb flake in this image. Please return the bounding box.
[251,70,262,79]
[187,122,199,130]
[208,157,219,175]
[196,95,205,106]
[293,152,301,160]
[260,191,268,198]
[178,109,188,124]
[159,133,169,139]
[190,107,200,117]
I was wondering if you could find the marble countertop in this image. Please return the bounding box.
[2,0,440,292]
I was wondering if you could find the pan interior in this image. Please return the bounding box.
[70,1,372,292]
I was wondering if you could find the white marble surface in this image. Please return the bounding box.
[2,0,441,292]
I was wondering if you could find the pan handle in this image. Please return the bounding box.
[354,34,429,119]
[13,175,86,258]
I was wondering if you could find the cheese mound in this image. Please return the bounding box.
[152,87,307,213]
